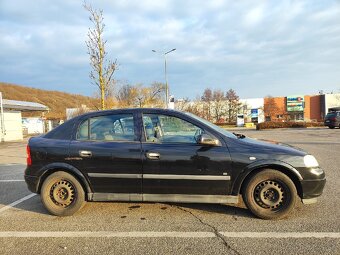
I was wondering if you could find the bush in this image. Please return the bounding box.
[256,121,324,130]
[256,122,303,130]
[214,122,236,126]
[305,122,324,127]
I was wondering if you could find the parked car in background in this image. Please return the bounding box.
[25,108,326,219]
[324,110,340,129]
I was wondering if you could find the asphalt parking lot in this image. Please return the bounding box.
[0,128,339,255]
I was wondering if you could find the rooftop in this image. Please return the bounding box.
[2,99,49,111]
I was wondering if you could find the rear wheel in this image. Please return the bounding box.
[329,126,335,129]
[243,169,297,220]
[41,171,85,216]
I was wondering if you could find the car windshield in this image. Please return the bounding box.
[184,112,237,139]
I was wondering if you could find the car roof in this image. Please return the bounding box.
[78,108,184,119]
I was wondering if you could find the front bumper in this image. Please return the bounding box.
[301,177,326,200]
[24,174,40,193]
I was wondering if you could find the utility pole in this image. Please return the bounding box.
[0,92,5,142]
[152,48,176,108]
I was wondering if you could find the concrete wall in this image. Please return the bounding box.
[22,118,45,134]
[0,111,23,141]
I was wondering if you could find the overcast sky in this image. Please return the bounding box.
[1,0,340,99]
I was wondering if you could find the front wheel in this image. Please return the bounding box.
[41,171,85,216]
[243,169,297,220]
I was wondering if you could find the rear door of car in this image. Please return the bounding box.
[68,112,142,199]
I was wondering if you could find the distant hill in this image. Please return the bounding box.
[0,82,100,119]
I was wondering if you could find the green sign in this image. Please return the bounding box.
[287,96,304,112]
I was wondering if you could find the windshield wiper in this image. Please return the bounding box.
[233,133,246,139]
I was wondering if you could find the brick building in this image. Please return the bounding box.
[263,93,340,122]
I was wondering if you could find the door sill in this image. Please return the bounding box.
[91,193,238,204]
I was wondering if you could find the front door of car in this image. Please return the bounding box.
[69,113,142,196]
[141,113,233,197]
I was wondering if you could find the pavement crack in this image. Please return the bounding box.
[172,205,241,255]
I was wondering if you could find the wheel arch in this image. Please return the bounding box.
[233,162,303,199]
[37,163,93,200]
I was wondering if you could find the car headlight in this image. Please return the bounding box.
[303,155,319,168]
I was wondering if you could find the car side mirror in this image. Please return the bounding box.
[199,134,220,146]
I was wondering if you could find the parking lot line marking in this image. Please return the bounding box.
[0,231,338,238]
[0,231,216,238]
[0,193,36,214]
[0,180,25,182]
[219,232,340,238]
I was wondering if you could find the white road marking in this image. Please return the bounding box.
[0,163,24,166]
[0,180,25,182]
[219,232,340,238]
[0,193,37,214]
[0,231,215,238]
[0,231,338,238]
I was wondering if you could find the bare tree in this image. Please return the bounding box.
[175,98,191,111]
[264,96,280,121]
[225,89,241,122]
[115,82,165,108]
[115,83,136,107]
[185,100,204,118]
[211,89,226,122]
[84,2,117,110]
[201,88,213,121]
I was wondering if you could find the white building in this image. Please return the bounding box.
[324,93,340,113]
[240,98,265,123]
[0,94,48,142]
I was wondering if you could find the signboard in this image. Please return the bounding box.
[236,114,244,127]
[287,96,304,112]
[251,109,258,118]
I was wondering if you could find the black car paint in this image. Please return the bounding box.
[25,108,326,202]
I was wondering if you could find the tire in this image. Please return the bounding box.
[329,126,335,129]
[242,169,297,220]
[41,171,86,216]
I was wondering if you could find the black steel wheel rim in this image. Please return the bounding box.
[50,179,76,207]
[254,180,287,210]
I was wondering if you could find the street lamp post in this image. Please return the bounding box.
[152,48,176,108]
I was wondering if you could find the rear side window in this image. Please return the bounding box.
[76,114,136,141]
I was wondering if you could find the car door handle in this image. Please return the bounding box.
[79,150,92,158]
[146,152,160,160]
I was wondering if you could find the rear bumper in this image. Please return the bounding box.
[324,121,336,127]
[301,177,326,200]
[24,174,40,193]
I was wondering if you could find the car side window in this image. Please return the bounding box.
[76,114,136,141]
[143,114,203,144]
[77,120,89,140]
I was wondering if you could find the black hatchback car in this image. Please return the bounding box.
[25,108,326,219]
